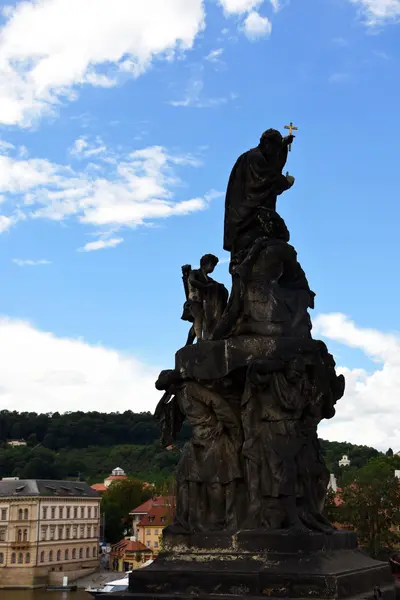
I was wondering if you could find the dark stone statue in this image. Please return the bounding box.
[181,254,228,344]
[125,127,394,600]
[154,129,343,535]
[155,369,242,532]
[223,128,295,255]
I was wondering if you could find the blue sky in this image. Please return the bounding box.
[0,0,398,450]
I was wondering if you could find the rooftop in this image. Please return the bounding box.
[137,504,171,527]
[0,479,100,498]
[91,483,107,493]
[111,539,148,555]
[130,495,168,515]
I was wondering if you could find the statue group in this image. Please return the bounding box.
[155,128,345,536]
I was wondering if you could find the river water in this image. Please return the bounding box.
[2,592,90,600]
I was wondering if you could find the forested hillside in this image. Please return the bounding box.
[0,410,384,483]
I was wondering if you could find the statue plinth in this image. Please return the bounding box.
[109,530,394,600]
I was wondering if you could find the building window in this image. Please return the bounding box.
[87,526,91,538]
[146,541,151,548]
[18,552,23,564]
[41,526,47,541]
[161,517,165,523]
[65,549,69,560]
[66,526,71,539]
[154,542,159,548]
[11,552,16,564]
[80,507,85,519]
[80,525,85,538]
[40,551,45,563]
[23,529,28,542]
[0,553,4,564]
[0,528,6,542]
[154,530,159,535]
[42,507,47,519]
[73,526,77,539]
[88,507,92,518]
[94,506,98,518]
[1,509,6,520]
[17,529,22,542]
[93,547,96,557]
[18,509,23,520]
[26,552,30,564]
[93,526,98,538]
[86,547,90,558]
[24,509,28,520]
[79,548,83,559]
[59,507,63,519]
[72,549,76,559]
[57,550,61,562]
[146,529,151,535]
[66,507,70,519]
[74,507,78,519]
[58,526,63,540]
[50,527,55,540]
[51,507,56,519]
[49,550,53,562]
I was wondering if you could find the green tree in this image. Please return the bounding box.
[101,478,152,544]
[338,457,400,557]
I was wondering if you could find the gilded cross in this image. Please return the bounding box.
[284,121,298,152]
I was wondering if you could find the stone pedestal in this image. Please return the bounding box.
[109,529,394,600]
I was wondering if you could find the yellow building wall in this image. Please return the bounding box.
[138,525,164,553]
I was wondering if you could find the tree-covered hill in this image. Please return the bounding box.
[0,410,384,483]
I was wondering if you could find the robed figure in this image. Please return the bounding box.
[223,129,295,255]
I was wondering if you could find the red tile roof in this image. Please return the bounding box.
[111,539,148,556]
[130,495,166,515]
[105,475,128,481]
[91,483,107,493]
[137,504,171,527]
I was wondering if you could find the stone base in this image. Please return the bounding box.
[109,530,394,600]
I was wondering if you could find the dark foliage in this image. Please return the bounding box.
[0,410,383,483]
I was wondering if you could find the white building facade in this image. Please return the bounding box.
[0,479,101,588]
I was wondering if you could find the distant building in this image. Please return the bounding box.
[0,479,101,588]
[6,440,27,448]
[395,470,400,479]
[110,538,152,572]
[91,467,128,494]
[129,496,174,538]
[91,468,153,495]
[338,455,351,467]
[104,467,128,489]
[137,505,173,555]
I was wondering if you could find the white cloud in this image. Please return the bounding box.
[270,0,280,11]
[169,66,235,107]
[79,237,123,252]
[242,11,272,39]
[349,0,400,25]
[0,215,14,232]
[0,317,160,413]
[205,48,224,62]
[218,0,264,14]
[0,0,205,127]
[13,259,51,266]
[0,141,214,234]
[70,136,107,159]
[314,313,400,450]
